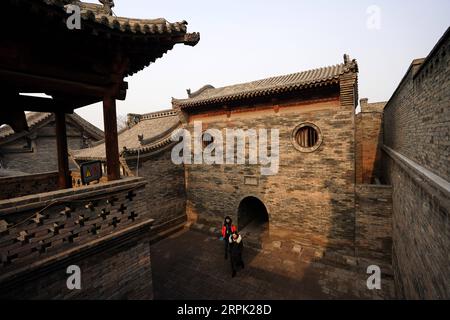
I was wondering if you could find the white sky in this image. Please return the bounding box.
[76,0,450,129]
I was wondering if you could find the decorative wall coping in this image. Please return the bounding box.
[0,171,60,200]
[0,177,146,215]
[0,175,150,290]
[382,145,450,202]
[0,217,154,287]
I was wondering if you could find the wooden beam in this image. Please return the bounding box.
[0,69,127,101]
[10,95,74,113]
[2,93,105,114]
[55,112,71,189]
[103,96,120,181]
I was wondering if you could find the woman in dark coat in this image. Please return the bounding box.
[229,231,244,278]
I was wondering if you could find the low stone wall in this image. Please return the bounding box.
[382,146,449,299]
[355,184,392,265]
[0,177,154,299]
[0,171,59,200]
[127,147,187,227]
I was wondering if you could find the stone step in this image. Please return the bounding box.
[149,221,186,245]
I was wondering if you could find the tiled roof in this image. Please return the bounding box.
[0,112,52,140]
[68,113,104,140]
[72,109,181,160]
[74,1,200,46]
[173,59,358,109]
[0,112,103,143]
[8,0,200,77]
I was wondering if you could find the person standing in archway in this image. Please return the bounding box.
[221,216,236,260]
[229,231,244,278]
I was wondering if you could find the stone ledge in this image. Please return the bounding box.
[382,145,450,204]
[0,171,58,183]
[0,177,147,214]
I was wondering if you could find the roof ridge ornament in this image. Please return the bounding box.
[187,84,215,98]
[343,53,350,64]
[183,32,201,47]
[99,0,114,15]
[343,53,359,73]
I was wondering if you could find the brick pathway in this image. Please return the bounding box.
[150,229,394,300]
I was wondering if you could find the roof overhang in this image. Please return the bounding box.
[0,0,200,110]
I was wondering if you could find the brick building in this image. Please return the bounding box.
[70,32,450,298]
[73,110,187,232]
[173,56,361,257]
[0,112,103,175]
[75,54,394,294]
[9,0,445,298]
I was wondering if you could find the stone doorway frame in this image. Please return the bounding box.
[237,196,269,230]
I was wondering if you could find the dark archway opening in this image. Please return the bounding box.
[238,196,269,230]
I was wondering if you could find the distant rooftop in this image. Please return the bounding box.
[72,109,180,160]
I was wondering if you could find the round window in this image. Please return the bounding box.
[291,123,322,152]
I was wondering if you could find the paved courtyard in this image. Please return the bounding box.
[150,229,394,300]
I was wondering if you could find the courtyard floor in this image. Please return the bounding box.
[150,229,394,300]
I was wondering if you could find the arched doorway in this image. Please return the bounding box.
[237,196,269,230]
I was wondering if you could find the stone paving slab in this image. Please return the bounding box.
[150,230,394,300]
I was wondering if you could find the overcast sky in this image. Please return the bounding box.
[77,0,450,129]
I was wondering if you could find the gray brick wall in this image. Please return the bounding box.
[383,42,450,180]
[1,118,100,174]
[184,95,357,256]
[126,147,187,227]
[382,30,450,299]
[0,171,59,200]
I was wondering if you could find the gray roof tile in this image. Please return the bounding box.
[72,109,180,160]
[173,60,358,109]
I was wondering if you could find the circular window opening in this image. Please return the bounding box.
[292,123,322,152]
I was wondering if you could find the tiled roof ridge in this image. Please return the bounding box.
[64,1,198,45]
[32,1,200,47]
[139,109,178,120]
[0,112,52,141]
[72,110,181,160]
[74,125,180,161]
[69,113,104,140]
[126,109,178,129]
[173,57,358,108]
[187,85,216,98]
[122,128,180,156]
[0,112,103,143]
[7,0,199,79]
[139,121,180,146]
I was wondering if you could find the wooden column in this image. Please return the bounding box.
[55,112,71,189]
[103,95,120,181]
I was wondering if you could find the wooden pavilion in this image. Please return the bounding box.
[0,0,199,188]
